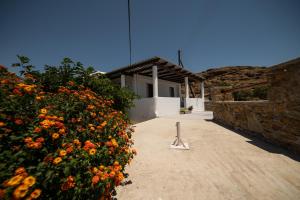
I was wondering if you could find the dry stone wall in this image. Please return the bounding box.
[208,58,300,153]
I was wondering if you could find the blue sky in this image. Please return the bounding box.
[0,0,300,73]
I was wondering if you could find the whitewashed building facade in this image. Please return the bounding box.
[106,57,205,122]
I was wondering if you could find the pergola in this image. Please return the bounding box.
[106,56,205,99]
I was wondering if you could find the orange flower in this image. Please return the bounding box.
[52,133,59,140]
[58,128,65,134]
[99,165,105,171]
[15,167,26,175]
[59,150,67,157]
[55,122,64,129]
[35,96,42,100]
[105,141,112,147]
[0,121,5,127]
[40,119,55,129]
[113,161,119,166]
[109,171,115,178]
[100,121,107,127]
[61,176,75,191]
[90,126,95,131]
[66,146,73,154]
[30,189,41,199]
[15,119,23,125]
[100,173,109,181]
[92,167,99,174]
[90,112,96,118]
[24,137,32,143]
[53,157,62,165]
[73,139,80,145]
[38,114,46,119]
[117,172,124,181]
[87,105,95,110]
[40,108,47,114]
[13,88,23,96]
[92,175,100,185]
[111,139,118,147]
[13,184,28,199]
[32,142,42,149]
[23,176,36,187]
[36,137,44,143]
[89,148,96,155]
[6,175,23,186]
[33,127,42,133]
[84,140,95,149]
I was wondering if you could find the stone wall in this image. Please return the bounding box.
[208,58,300,153]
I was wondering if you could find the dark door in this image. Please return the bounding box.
[169,87,175,97]
[147,83,153,97]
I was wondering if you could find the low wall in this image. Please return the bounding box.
[129,97,181,122]
[129,98,155,123]
[186,98,204,111]
[209,58,300,153]
[156,97,180,117]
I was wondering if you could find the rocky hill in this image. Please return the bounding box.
[193,66,272,101]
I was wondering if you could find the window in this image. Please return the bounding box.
[169,87,175,97]
[147,83,153,97]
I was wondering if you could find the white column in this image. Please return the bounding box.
[133,74,137,94]
[152,65,158,98]
[178,84,181,97]
[185,77,189,108]
[201,81,204,99]
[153,65,158,117]
[121,74,126,88]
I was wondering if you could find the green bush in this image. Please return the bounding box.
[233,86,269,101]
[252,86,268,100]
[233,90,252,101]
[0,64,136,199]
[13,56,136,114]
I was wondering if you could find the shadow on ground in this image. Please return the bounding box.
[206,119,300,162]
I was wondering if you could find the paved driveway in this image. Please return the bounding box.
[117,117,300,200]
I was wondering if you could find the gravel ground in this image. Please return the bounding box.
[116,117,300,200]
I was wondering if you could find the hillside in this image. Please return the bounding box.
[194,66,272,101]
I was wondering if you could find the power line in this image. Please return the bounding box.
[128,0,132,66]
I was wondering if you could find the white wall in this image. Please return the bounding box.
[156,97,180,116]
[186,98,204,111]
[134,74,181,98]
[129,98,156,123]
[113,74,181,98]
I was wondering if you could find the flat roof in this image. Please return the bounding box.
[106,56,204,83]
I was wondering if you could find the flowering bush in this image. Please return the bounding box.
[0,65,136,199]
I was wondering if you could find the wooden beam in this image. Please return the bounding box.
[106,57,160,76]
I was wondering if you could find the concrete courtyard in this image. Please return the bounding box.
[117,117,300,200]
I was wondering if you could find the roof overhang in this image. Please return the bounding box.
[106,57,204,83]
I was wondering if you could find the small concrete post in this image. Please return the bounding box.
[170,122,189,150]
[121,74,126,88]
[176,122,181,142]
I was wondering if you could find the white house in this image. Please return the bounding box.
[106,57,205,122]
